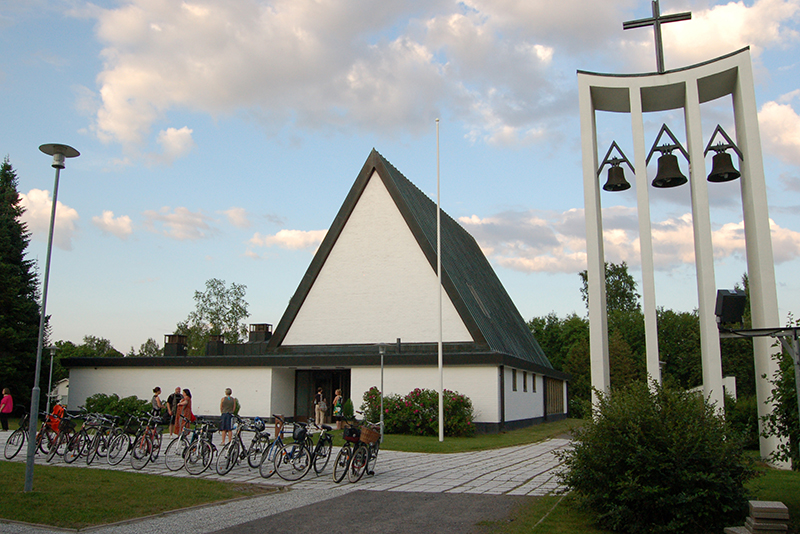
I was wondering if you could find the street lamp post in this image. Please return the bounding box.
[378,343,386,442]
[46,346,57,415]
[24,143,79,492]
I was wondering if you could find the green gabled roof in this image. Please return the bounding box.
[269,149,552,369]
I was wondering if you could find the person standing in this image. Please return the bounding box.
[314,387,326,427]
[332,389,343,429]
[151,387,163,416]
[166,387,183,436]
[219,388,236,445]
[176,389,193,434]
[0,388,13,431]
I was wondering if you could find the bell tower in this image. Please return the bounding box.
[579,1,782,463]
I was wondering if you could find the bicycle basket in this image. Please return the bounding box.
[59,418,75,432]
[343,425,360,443]
[292,424,307,442]
[359,425,380,444]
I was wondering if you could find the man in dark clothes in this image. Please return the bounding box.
[166,387,183,436]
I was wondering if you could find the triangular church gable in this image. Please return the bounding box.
[280,168,472,346]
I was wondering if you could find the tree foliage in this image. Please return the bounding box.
[557,382,755,534]
[0,156,41,409]
[580,261,641,313]
[761,314,799,470]
[177,278,250,355]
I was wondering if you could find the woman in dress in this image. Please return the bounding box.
[176,388,193,434]
[332,389,343,429]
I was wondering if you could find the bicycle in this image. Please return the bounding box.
[85,414,120,465]
[184,419,218,475]
[130,414,163,470]
[332,415,381,483]
[258,414,287,479]
[64,411,106,464]
[46,412,78,463]
[163,414,196,471]
[274,421,333,481]
[4,412,59,460]
[106,415,139,466]
[215,415,271,475]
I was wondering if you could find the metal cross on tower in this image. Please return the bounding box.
[623,0,691,73]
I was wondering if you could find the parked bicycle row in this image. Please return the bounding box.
[3,407,383,484]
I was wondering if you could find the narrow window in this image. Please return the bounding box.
[523,371,528,392]
[512,369,517,392]
[532,373,537,392]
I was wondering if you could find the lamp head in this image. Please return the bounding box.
[39,144,80,169]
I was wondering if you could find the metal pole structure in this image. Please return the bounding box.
[379,344,385,442]
[24,144,79,492]
[45,347,56,415]
[436,119,444,442]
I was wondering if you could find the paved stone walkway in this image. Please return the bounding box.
[0,429,570,533]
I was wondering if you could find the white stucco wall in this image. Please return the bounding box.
[283,171,472,345]
[68,366,278,418]
[350,365,500,423]
[503,366,546,422]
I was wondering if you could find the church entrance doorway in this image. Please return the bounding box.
[294,369,350,424]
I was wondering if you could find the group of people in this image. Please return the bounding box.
[314,387,345,429]
[150,386,194,436]
[150,386,239,445]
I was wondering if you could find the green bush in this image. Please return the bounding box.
[761,346,799,470]
[725,394,760,450]
[557,382,755,534]
[83,393,150,419]
[342,398,355,420]
[361,386,475,437]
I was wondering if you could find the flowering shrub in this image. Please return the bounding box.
[361,386,475,437]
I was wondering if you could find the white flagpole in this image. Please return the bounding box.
[437,118,444,442]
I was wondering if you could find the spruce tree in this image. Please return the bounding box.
[0,156,41,410]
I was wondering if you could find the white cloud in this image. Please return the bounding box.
[142,206,215,240]
[249,229,327,250]
[221,207,251,228]
[19,189,80,250]
[153,126,195,163]
[92,210,133,239]
[78,0,800,154]
[759,92,800,166]
[459,208,800,274]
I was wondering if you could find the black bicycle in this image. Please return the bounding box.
[274,421,333,481]
[258,414,288,479]
[333,416,381,483]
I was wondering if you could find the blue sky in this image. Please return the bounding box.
[2,0,799,354]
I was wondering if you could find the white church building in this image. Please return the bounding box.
[65,150,569,432]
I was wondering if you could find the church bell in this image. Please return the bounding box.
[651,153,688,188]
[603,164,631,192]
[707,151,741,183]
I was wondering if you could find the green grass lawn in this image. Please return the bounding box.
[0,461,274,529]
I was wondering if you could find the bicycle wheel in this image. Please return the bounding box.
[348,443,369,483]
[258,440,280,479]
[107,433,130,465]
[130,434,152,470]
[275,443,312,481]
[46,430,70,462]
[64,431,88,464]
[86,431,108,465]
[313,437,333,474]
[4,428,25,459]
[150,432,162,462]
[248,435,270,469]
[216,440,240,475]
[37,427,57,455]
[332,444,351,483]
[185,441,213,475]
[164,437,189,471]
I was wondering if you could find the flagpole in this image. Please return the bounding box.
[437,118,444,442]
